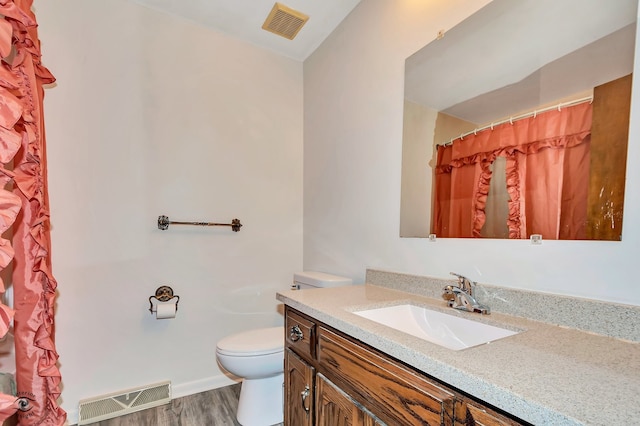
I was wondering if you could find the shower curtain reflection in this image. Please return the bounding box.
[433,101,593,240]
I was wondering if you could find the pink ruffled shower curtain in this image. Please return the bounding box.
[433,101,592,239]
[0,1,65,424]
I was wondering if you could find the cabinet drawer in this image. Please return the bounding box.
[285,309,315,361]
[318,326,456,425]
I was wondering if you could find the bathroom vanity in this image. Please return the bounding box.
[277,270,640,425]
[284,306,523,425]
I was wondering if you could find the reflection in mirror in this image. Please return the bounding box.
[400,0,637,240]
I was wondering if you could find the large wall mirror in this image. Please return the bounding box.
[400,0,637,240]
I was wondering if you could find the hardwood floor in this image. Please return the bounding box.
[85,383,284,426]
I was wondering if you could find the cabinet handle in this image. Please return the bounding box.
[289,324,304,342]
[300,385,310,413]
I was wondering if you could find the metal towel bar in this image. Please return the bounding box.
[157,215,242,232]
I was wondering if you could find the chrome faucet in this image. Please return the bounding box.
[443,272,490,315]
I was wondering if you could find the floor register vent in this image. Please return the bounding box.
[77,380,171,425]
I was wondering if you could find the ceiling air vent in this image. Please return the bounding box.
[262,2,309,40]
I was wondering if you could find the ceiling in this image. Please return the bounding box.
[130,0,362,61]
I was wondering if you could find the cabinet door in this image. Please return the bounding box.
[316,374,385,426]
[284,348,315,426]
[454,399,524,426]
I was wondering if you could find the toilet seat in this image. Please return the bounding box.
[216,326,283,357]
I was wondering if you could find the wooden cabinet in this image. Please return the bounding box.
[284,306,528,426]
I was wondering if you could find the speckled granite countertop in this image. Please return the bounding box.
[276,283,640,426]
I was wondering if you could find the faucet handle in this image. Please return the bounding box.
[449,272,465,282]
[449,272,469,282]
[449,272,467,287]
[449,272,474,294]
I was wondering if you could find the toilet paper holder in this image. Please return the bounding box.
[149,286,180,314]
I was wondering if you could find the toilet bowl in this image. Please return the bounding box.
[216,272,353,426]
[216,326,284,426]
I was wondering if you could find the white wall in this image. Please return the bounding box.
[304,0,640,306]
[36,0,303,422]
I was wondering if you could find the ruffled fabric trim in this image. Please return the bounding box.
[0,1,66,424]
[451,102,593,160]
[472,158,495,238]
[505,155,523,239]
[448,132,591,168]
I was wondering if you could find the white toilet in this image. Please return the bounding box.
[215,271,353,426]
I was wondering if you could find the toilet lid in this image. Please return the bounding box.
[216,326,284,356]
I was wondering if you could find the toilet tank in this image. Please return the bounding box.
[292,271,353,290]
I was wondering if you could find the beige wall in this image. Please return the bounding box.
[36,0,303,422]
[400,100,436,237]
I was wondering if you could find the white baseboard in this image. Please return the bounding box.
[64,374,240,426]
[171,374,240,399]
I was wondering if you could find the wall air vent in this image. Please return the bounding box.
[77,380,171,425]
[262,2,309,40]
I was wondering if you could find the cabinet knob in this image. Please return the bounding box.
[301,385,310,413]
[289,324,304,342]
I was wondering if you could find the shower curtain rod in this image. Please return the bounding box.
[441,95,593,147]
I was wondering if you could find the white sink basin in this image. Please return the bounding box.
[353,304,520,351]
